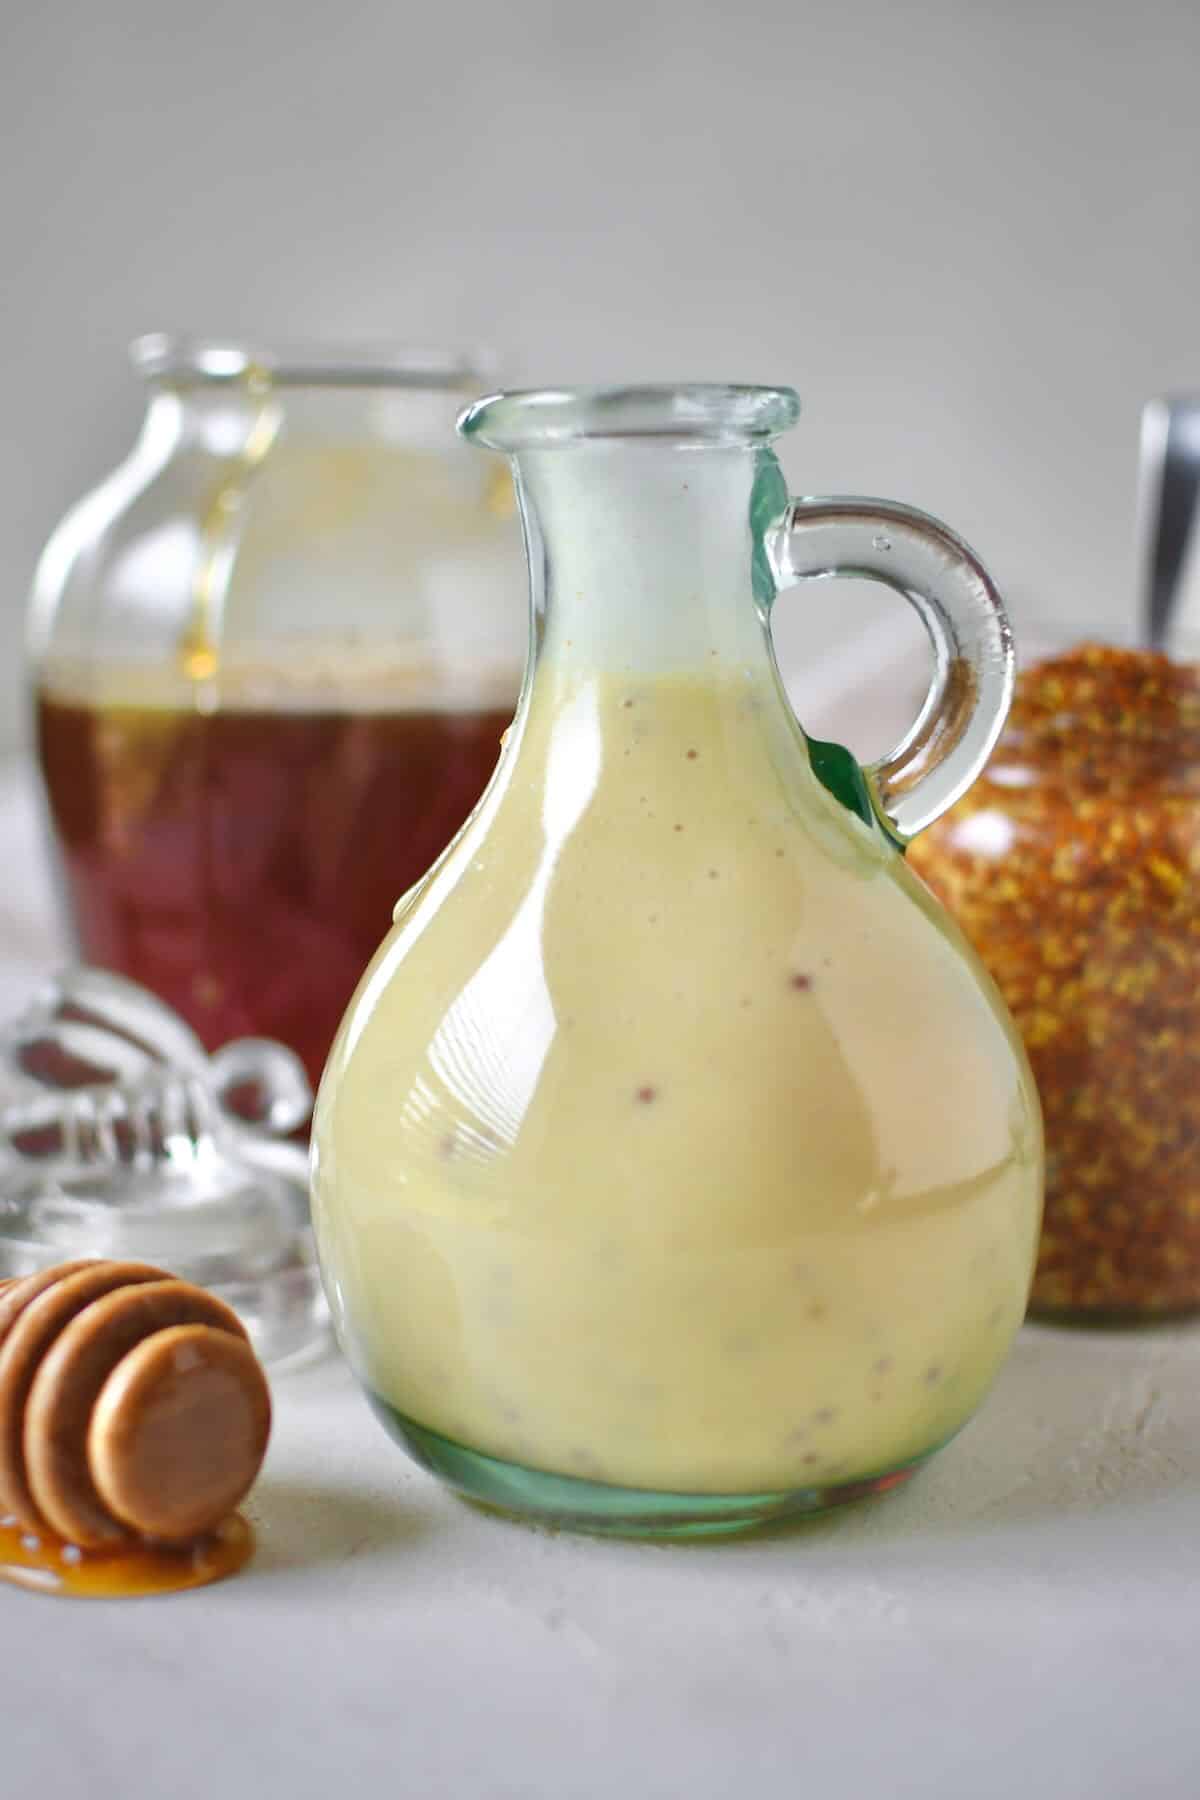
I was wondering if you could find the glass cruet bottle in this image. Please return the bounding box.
[29,338,526,1089]
[311,384,1043,1538]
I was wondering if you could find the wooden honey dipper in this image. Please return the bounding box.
[0,1261,271,1551]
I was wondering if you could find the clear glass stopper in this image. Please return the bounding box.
[0,968,326,1367]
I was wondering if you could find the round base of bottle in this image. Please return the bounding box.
[367,1392,935,1539]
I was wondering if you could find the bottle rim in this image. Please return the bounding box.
[130,334,494,392]
[458,385,802,451]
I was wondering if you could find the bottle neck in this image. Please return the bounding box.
[513,442,783,683]
[139,380,476,460]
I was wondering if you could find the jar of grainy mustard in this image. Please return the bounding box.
[910,638,1200,1321]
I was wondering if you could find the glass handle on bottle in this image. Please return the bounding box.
[769,497,1014,839]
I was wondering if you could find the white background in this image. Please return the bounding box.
[4,0,1200,750]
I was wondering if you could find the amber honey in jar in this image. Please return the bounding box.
[910,639,1200,1320]
[35,660,516,1090]
[28,340,526,1088]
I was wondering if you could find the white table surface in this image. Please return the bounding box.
[4,755,1200,1800]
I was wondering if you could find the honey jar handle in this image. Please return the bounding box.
[768,496,1014,839]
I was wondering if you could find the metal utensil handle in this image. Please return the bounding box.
[1140,395,1200,650]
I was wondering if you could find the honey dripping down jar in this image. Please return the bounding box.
[27,339,527,1089]
[910,638,1200,1321]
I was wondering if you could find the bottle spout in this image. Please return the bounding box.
[458,384,800,453]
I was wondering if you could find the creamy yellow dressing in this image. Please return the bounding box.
[312,664,1042,1495]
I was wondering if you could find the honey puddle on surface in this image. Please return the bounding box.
[0,1512,254,1598]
